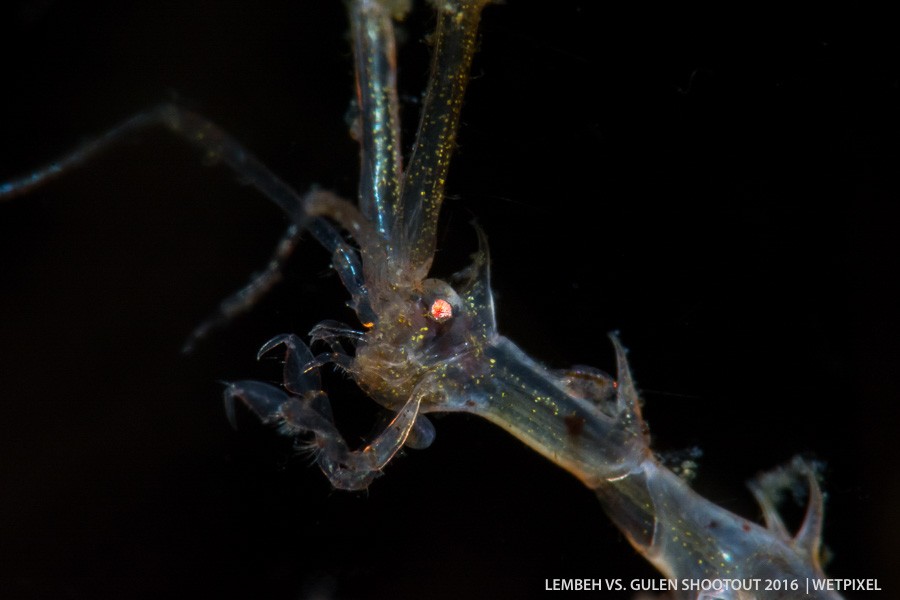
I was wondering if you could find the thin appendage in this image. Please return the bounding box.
[224,379,291,430]
[248,333,426,490]
[309,320,366,348]
[1,110,155,199]
[0,104,382,345]
[182,223,303,354]
[0,104,305,222]
[748,457,827,568]
[350,0,404,242]
[257,333,324,396]
[307,351,356,375]
[187,206,372,354]
[304,190,382,321]
[399,0,489,276]
[305,214,376,326]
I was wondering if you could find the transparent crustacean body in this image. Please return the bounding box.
[0,2,851,598]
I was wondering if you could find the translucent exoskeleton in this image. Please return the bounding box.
[0,2,855,598]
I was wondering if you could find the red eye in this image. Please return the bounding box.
[429,298,453,322]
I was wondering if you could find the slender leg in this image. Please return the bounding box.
[257,333,325,395]
[309,320,366,345]
[187,196,376,349]
[307,217,376,326]
[0,103,380,345]
[1,104,306,222]
[1,104,313,346]
[182,223,303,353]
[748,456,826,565]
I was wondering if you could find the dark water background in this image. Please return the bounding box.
[1,2,897,598]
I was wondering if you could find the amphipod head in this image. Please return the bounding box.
[351,224,498,412]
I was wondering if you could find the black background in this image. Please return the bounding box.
[1,1,898,598]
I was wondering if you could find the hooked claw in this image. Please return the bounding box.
[226,332,432,490]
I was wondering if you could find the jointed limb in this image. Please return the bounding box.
[1,104,306,221]
[182,223,304,353]
[0,104,381,347]
[230,333,427,490]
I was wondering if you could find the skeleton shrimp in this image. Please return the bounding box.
[2,1,885,598]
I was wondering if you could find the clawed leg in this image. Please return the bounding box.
[229,333,424,490]
[190,208,377,352]
[309,320,367,357]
